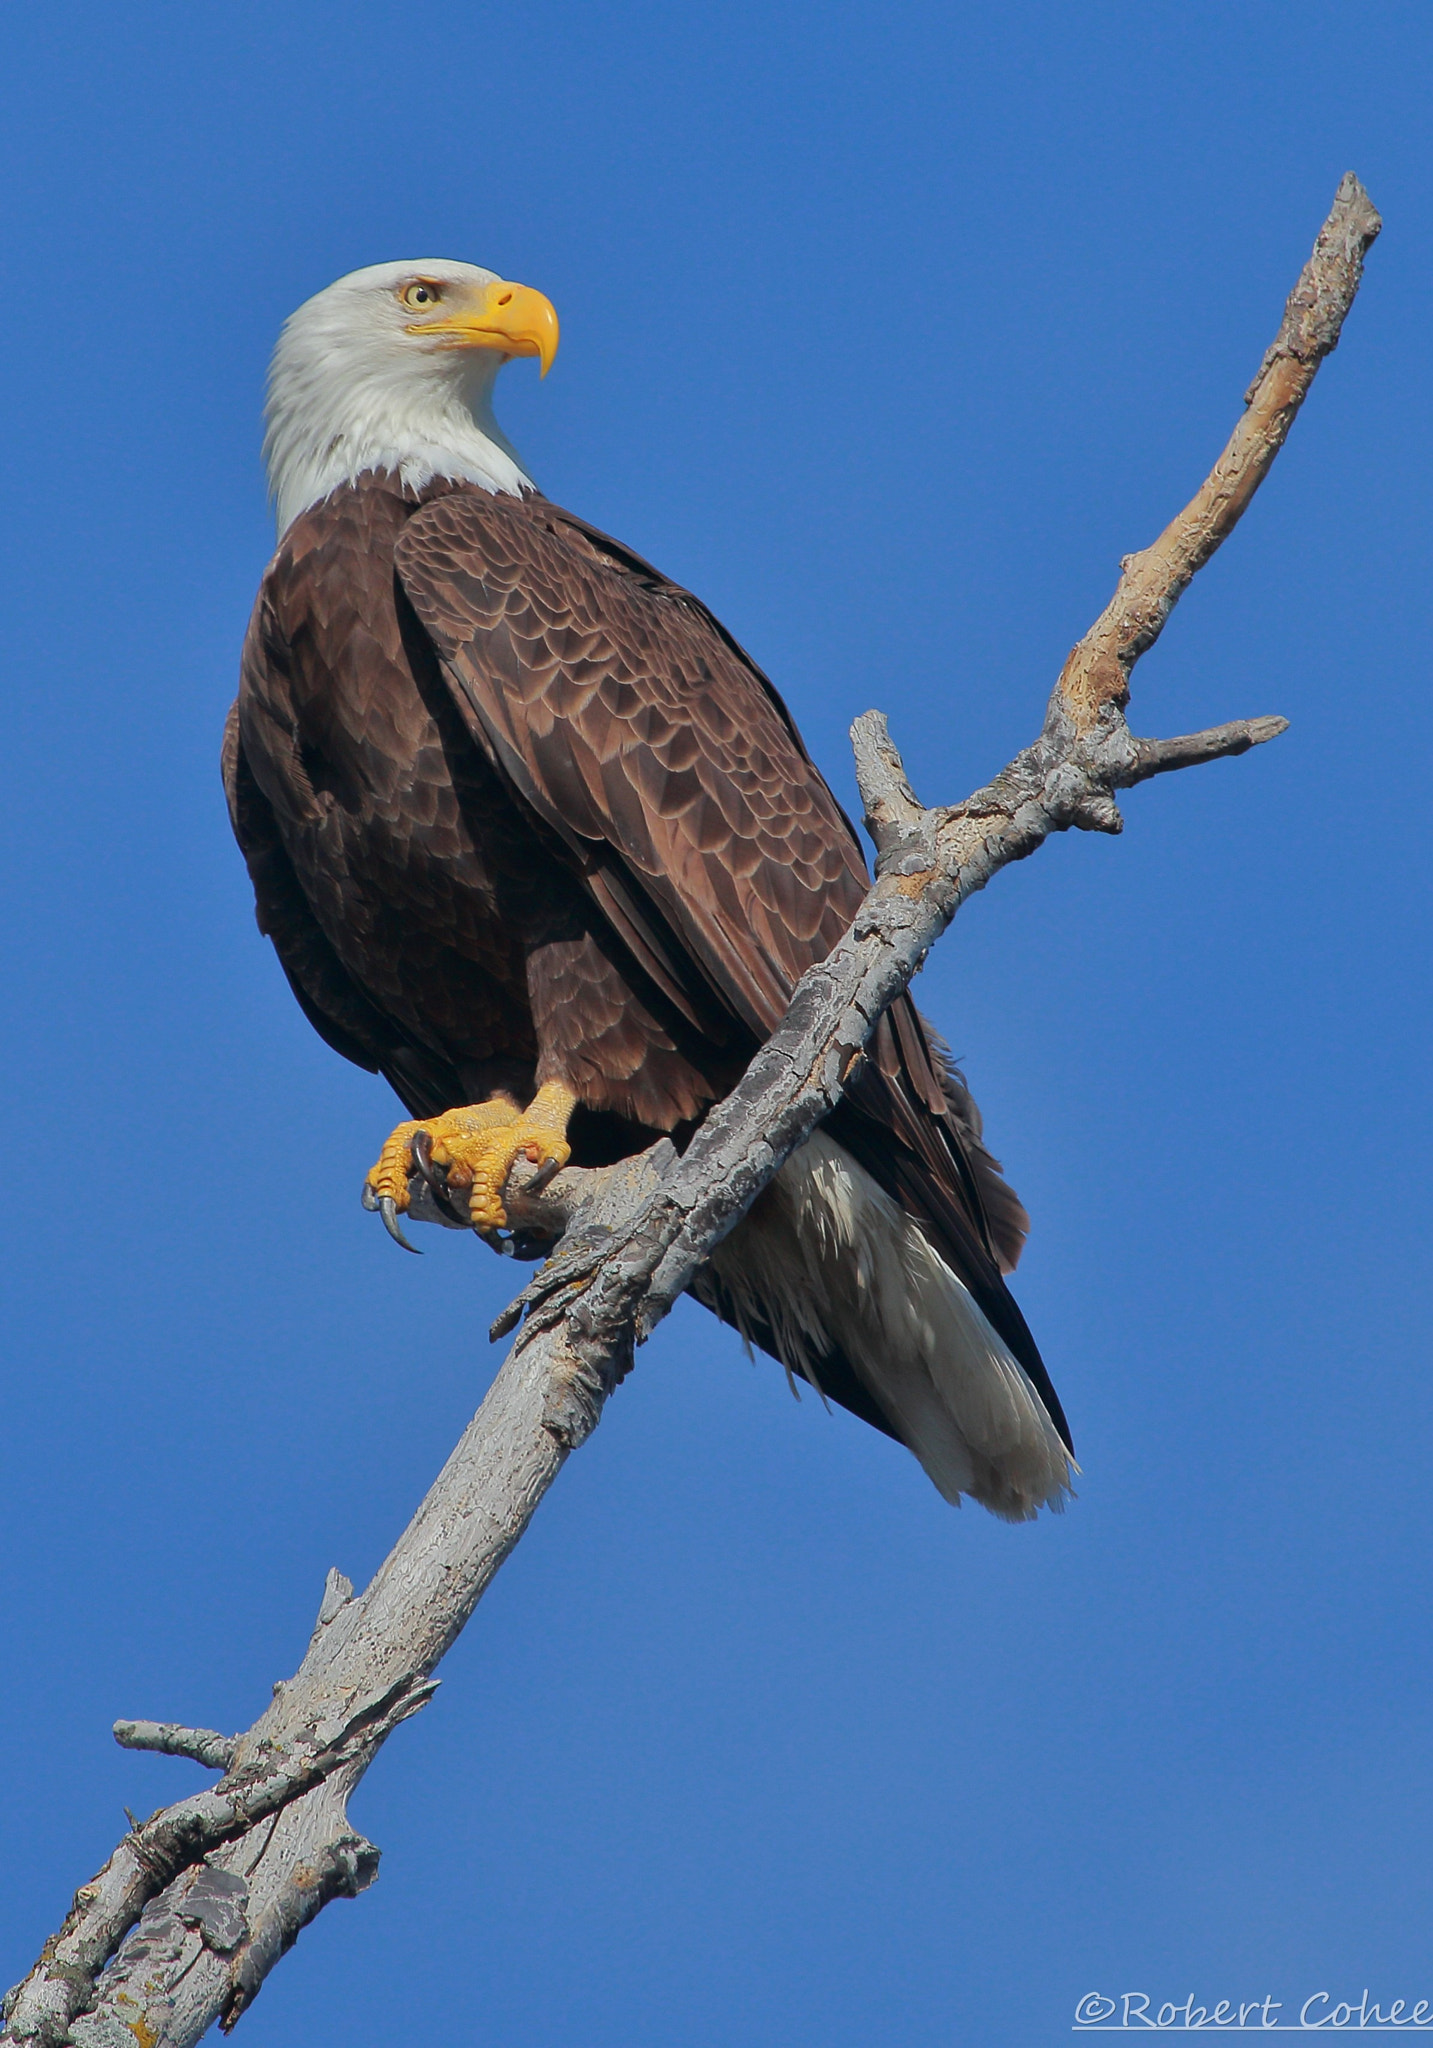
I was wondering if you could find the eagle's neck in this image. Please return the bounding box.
[264,344,534,538]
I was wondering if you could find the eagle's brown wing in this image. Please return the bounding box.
[396,491,868,1043]
[223,697,396,1079]
[396,490,1069,1448]
[224,479,570,1125]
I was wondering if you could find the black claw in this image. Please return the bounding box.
[410,1129,441,1191]
[378,1195,421,1254]
[408,1129,471,1226]
[525,1155,563,1197]
[361,1182,378,1212]
[408,1132,471,1226]
[477,1226,516,1257]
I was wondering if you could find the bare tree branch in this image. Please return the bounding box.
[112,1728,237,1775]
[2,173,1379,2048]
[1126,715,1291,785]
[1058,170,1380,731]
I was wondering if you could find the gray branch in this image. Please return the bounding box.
[112,1726,237,1774]
[1,173,1379,2048]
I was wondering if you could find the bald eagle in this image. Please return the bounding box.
[224,260,1074,1518]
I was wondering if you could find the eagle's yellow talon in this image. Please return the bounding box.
[364,1084,577,1240]
[365,1119,429,1211]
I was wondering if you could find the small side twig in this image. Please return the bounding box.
[1125,715,1290,786]
[113,1725,237,1774]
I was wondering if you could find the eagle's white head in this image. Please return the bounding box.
[263,259,560,538]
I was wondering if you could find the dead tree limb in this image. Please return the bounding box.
[1,172,1379,2048]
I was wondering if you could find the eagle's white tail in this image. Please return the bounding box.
[706,1130,1074,1519]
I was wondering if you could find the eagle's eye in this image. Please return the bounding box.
[398,280,443,310]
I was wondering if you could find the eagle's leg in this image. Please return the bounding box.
[364,1083,578,1238]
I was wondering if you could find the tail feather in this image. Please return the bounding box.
[698,1131,1074,1520]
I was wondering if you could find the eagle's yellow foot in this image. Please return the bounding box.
[363,1084,578,1248]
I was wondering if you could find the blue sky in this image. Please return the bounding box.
[1,2,1429,2042]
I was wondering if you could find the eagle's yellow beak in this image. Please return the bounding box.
[409,279,559,376]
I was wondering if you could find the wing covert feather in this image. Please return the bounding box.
[395,491,868,1040]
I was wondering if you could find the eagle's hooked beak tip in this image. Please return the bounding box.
[528,294,559,378]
